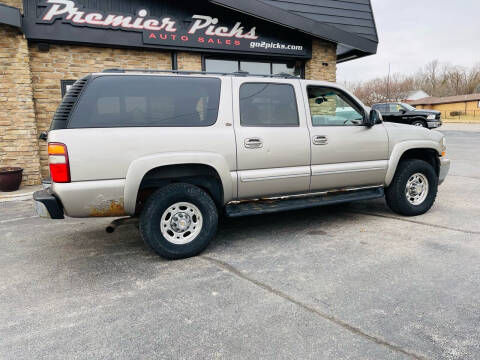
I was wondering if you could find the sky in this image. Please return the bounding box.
[337,0,480,84]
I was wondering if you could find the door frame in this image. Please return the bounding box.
[232,77,312,199]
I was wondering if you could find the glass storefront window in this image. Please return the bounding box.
[205,58,303,77]
[272,63,301,77]
[204,59,238,73]
[240,61,271,75]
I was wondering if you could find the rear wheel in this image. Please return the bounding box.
[140,183,218,259]
[385,159,438,216]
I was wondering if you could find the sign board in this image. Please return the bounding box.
[22,0,312,58]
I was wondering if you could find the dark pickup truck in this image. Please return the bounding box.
[372,102,442,129]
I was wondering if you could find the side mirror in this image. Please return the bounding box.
[39,131,48,141]
[399,108,407,114]
[366,109,382,127]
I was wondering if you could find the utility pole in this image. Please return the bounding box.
[386,63,391,101]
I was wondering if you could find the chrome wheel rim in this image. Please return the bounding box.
[405,173,429,206]
[414,122,424,127]
[160,202,203,245]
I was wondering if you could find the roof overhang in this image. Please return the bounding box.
[0,3,21,28]
[209,0,378,61]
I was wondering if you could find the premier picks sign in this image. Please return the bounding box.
[35,0,309,56]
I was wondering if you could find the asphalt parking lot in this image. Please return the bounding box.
[1,124,479,360]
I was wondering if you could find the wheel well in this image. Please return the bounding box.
[398,148,439,175]
[135,164,223,215]
[412,118,427,123]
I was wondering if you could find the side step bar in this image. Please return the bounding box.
[225,187,384,218]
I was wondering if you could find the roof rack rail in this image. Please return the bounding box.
[101,68,299,79]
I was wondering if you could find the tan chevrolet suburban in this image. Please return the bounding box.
[34,69,450,259]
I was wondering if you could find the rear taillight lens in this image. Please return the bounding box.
[48,143,70,183]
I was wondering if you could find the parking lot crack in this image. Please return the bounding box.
[202,255,429,360]
[348,211,480,235]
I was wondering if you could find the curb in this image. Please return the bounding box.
[0,185,43,203]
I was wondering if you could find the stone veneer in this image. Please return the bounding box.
[0,24,41,185]
[305,39,337,82]
[28,44,172,177]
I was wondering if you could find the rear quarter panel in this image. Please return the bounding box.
[48,76,237,217]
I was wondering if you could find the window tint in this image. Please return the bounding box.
[307,86,364,126]
[240,83,299,127]
[68,76,221,128]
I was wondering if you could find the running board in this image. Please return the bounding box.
[225,187,384,218]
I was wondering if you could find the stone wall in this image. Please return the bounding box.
[28,44,172,177]
[177,52,202,71]
[1,0,22,10]
[0,24,41,185]
[305,39,337,82]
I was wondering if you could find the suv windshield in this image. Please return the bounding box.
[401,103,416,111]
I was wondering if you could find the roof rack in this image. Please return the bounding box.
[101,68,299,79]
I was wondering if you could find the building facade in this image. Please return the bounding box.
[0,0,378,185]
[408,93,480,123]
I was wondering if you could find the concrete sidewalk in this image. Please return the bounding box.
[0,185,42,203]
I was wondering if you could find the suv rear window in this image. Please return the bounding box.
[68,75,221,128]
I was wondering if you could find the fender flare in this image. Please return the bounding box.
[123,152,234,215]
[385,140,442,186]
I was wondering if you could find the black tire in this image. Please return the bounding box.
[140,183,218,259]
[385,159,438,216]
[411,120,427,128]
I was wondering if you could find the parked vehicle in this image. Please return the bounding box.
[371,102,442,129]
[34,70,450,259]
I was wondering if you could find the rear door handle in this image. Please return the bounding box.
[244,138,263,149]
[313,135,328,145]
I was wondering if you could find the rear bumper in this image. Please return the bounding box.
[438,157,450,185]
[33,189,64,219]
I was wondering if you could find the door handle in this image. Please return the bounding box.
[313,135,328,145]
[244,137,263,149]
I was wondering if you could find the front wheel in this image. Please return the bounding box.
[411,120,427,128]
[385,159,438,216]
[140,183,218,259]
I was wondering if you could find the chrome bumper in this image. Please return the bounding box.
[438,157,450,185]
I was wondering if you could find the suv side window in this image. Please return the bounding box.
[68,75,221,128]
[240,83,299,127]
[388,104,402,113]
[307,86,365,126]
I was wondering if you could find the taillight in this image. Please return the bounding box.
[48,142,71,183]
